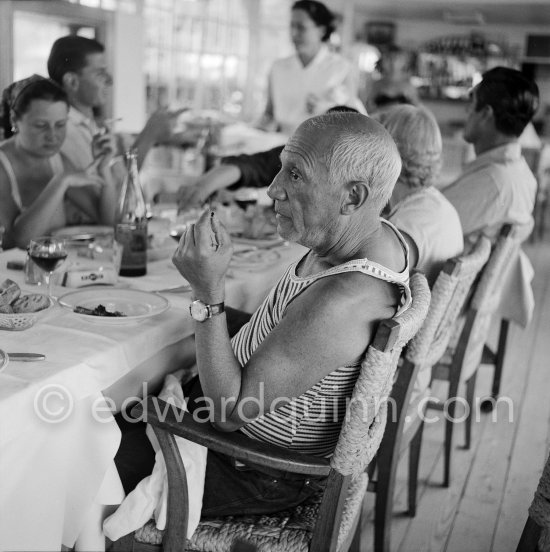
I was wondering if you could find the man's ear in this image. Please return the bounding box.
[480,103,494,122]
[341,180,369,215]
[62,72,80,93]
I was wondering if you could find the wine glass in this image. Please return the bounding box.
[28,236,68,300]
[233,188,259,211]
[168,209,201,243]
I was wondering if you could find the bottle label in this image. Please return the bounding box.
[115,223,148,276]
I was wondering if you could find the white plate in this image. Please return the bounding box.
[58,288,169,324]
[52,225,114,242]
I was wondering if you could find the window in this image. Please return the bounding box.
[143,0,292,121]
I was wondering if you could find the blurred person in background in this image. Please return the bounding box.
[366,45,419,114]
[378,104,463,285]
[258,0,365,136]
[0,77,116,249]
[47,35,188,175]
[443,67,539,243]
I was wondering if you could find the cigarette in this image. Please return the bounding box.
[210,210,219,249]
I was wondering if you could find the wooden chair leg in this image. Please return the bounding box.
[374,450,400,552]
[491,319,510,400]
[349,514,362,552]
[516,516,542,552]
[465,370,478,450]
[539,196,547,239]
[408,422,425,517]
[444,374,460,487]
[481,319,510,413]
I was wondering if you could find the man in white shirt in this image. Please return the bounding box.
[443,67,539,243]
[47,35,184,173]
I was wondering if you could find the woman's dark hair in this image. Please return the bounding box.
[47,35,105,86]
[474,66,539,137]
[292,0,335,42]
[1,77,69,139]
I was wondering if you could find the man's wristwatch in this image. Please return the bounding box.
[189,299,225,322]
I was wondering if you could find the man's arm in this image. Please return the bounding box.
[172,210,396,431]
[131,107,188,171]
[177,146,284,210]
[224,145,284,190]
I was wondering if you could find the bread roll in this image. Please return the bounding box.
[12,293,51,313]
[0,304,14,314]
[0,279,21,307]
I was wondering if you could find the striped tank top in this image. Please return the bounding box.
[232,219,411,457]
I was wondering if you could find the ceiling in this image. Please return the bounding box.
[347,0,550,27]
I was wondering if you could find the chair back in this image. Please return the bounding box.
[331,272,431,478]
[517,450,550,551]
[407,235,492,370]
[380,236,492,440]
[461,224,521,381]
[329,273,430,550]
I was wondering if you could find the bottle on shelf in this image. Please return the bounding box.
[115,148,148,277]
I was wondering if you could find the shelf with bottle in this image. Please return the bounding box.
[414,33,520,101]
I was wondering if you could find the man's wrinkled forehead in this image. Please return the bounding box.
[282,125,330,169]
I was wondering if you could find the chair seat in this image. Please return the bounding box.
[135,492,323,552]
[134,472,370,552]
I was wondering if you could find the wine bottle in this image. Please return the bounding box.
[115,149,148,276]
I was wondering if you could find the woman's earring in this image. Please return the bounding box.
[11,125,17,134]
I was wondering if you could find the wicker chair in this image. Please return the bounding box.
[428,224,521,487]
[129,273,430,552]
[364,236,491,552]
[517,450,550,552]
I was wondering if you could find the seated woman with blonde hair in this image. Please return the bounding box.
[378,104,464,284]
[0,76,116,249]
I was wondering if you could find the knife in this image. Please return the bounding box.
[6,353,46,362]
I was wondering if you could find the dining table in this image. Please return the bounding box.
[0,237,306,551]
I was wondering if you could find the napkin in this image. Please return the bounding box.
[103,369,207,540]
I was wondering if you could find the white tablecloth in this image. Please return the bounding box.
[0,241,305,551]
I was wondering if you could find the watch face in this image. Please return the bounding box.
[190,300,208,322]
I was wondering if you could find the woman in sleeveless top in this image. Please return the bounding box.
[0,77,116,249]
[378,104,464,286]
[116,113,410,515]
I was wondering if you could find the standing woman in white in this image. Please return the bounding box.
[259,0,365,136]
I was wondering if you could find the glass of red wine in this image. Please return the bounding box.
[28,236,68,299]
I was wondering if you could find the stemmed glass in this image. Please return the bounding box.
[168,209,202,243]
[28,237,68,300]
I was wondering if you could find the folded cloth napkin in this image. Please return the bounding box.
[103,369,207,540]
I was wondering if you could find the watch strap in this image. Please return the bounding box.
[207,302,225,318]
